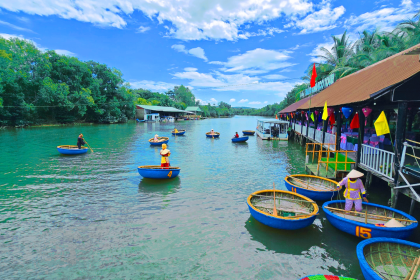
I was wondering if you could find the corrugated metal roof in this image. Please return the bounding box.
[136,105,192,113]
[185,106,202,112]
[279,96,311,113]
[298,43,420,110]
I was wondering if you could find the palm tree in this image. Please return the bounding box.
[395,10,420,47]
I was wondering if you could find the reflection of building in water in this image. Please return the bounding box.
[256,119,289,140]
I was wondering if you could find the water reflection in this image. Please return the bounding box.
[138,177,181,195]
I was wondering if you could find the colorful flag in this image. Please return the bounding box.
[275,114,278,119]
[310,112,314,122]
[322,101,328,120]
[310,64,317,88]
[350,112,360,129]
[374,111,390,136]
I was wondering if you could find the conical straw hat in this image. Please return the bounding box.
[384,218,404,228]
[347,169,364,179]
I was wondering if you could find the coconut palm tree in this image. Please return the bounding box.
[395,10,420,47]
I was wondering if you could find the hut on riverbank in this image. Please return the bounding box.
[279,43,420,214]
[136,105,193,121]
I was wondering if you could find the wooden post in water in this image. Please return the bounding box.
[356,108,365,166]
[336,108,342,151]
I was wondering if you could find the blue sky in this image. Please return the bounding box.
[0,0,419,107]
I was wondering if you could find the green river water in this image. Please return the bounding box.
[1,116,419,279]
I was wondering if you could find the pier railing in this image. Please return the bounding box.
[315,130,322,143]
[302,125,307,136]
[360,144,395,180]
[308,127,315,141]
[295,124,302,134]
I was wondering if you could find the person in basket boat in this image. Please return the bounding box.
[174,128,179,133]
[77,134,86,149]
[160,143,170,168]
[210,129,215,135]
[337,169,368,212]
[233,132,239,138]
[153,134,159,142]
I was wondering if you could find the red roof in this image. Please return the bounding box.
[279,96,311,114]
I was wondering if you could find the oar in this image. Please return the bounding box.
[273,182,278,217]
[405,257,419,280]
[84,139,94,153]
[409,258,420,280]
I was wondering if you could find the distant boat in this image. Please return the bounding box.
[256,119,289,140]
[136,119,145,122]
[284,174,339,201]
[357,238,420,280]
[232,136,248,142]
[300,275,357,280]
[148,137,169,145]
[323,200,418,239]
[206,132,220,138]
[247,189,318,230]
[242,130,255,135]
[57,145,88,155]
[172,130,186,136]
[137,165,180,179]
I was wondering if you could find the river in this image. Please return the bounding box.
[0,116,418,279]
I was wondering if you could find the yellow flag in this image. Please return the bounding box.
[310,112,314,122]
[374,111,390,136]
[322,101,328,120]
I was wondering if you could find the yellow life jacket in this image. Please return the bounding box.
[344,178,361,200]
[161,149,170,164]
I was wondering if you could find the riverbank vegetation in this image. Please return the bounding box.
[1,11,419,126]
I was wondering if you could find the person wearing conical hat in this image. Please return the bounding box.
[154,134,159,142]
[337,169,368,212]
[174,127,179,133]
[77,134,85,149]
[210,129,215,135]
[160,143,170,169]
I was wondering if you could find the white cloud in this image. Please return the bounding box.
[0,20,34,33]
[285,3,346,34]
[188,47,208,61]
[137,26,150,33]
[217,48,295,74]
[239,99,249,103]
[0,0,313,41]
[308,42,335,63]
[184,67,198,72]
[209,98,217,104]
[209,61,224,65]
[129,80,177,92]
[249,101,261,104]
[345,0,419,32]
[264,101,268,103]
[171,45,208,61]
[263,74,288,80]
[229,98,236,102]
[54,49,76,56]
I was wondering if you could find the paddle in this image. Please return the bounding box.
[84,138,94,153]
[273,182,278,217]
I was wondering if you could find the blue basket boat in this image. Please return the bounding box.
[247,190,319,230]
[323,200,418,240]
[242,130,255,135]
[232,136,248,143]
[148,137,169,146]
[357,238,420,280]
[284,174,340,201]
[137,165,180,179]
[300,275,357,280]
[57,145,88,155]
[172,130,186,136]
[206,132,220,138]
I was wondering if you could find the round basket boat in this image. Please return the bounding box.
[323,200,418,240]
[242,130,255,135]
[247,190,319,230]
[137,165,180,179]
[206,132,220,138]
[357,238,420,280]
[57,145,88,155]
[284,174,340,201]
[300,275,357,280]
[172,130,186,136]
[232,136,248,143]
[148,137,169,145]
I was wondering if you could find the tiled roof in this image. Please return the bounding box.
[279,96,311,114]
